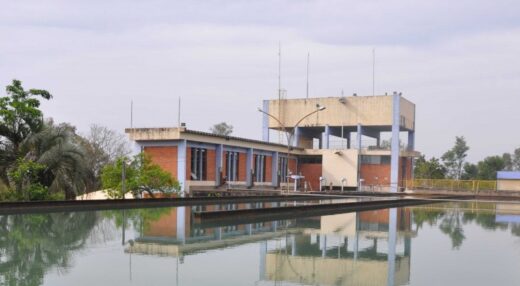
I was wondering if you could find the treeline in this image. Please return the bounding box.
[0,80,132,200]
[415,136,520,180]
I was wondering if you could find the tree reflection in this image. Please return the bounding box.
[413,203,513,249]
[102,207,172,235]
[0,212,97,286]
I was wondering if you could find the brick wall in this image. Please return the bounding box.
[186,147,192,179]
[207,149,216,181]
[299,163,322,191]
[265,156,272,182]
[360,164,391,186]
[238,152,247,181]
[143,146,178,179]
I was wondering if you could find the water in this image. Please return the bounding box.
[2,200,520,285]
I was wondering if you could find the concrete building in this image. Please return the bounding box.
[126,92,419,193]
[497,171,520,192]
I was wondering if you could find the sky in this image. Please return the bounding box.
[1,0,519,162]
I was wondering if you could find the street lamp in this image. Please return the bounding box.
[258,105,326,193]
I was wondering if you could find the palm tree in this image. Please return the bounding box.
[19,122,94,199]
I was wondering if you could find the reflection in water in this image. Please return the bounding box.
[0,212,98,286]
[4,201,520,285]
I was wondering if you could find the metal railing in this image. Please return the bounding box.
[405,179,497,192]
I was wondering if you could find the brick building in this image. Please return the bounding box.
[126,93,419,193]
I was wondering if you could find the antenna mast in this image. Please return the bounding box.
[372,48,375,96]
[177,97,181,129]
[306,52,310,99]
[130,100,133,128]
[278,42,282,144]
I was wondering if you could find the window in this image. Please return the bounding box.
[279,157,288,182]
[299,156,322,164]
[360,155,391,165]
[225,151,239,181]
[190,148,207,180]
[254,154,266,182]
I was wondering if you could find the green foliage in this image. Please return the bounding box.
[0,212,97,285]
[414,155,446,179]
[210,122,233,136]
[476,155,505,180]
[101,152,180,199]
[513,148,520,171]
[0,80,92,201]
[441,136,469,179]
[461,162,478,180]
[0,79,52,149]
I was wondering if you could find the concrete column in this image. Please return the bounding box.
[259,241,267,280]
[293,126,300,148]
[387,208,397,286]
[177,140,187,195]
[408,131,415,151]
[376,134,381,148]
[246,148,254,188]
[323,125,330,149]
[346,132,351,149]
[357,124,362,149]
[215,144,223,187]
[272,152,279,187]
[262,100,269,142]
[176,207,186,243]
[390,92,401,192]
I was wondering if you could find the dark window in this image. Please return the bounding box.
[254,154,266,182]
[299,156,322,164]
[191,148,207,180]
[279,157,289,182]
[225,151,240,181]
[360,155,391,165]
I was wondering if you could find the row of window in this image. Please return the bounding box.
[190,148,293,182]
[360,155,391,165]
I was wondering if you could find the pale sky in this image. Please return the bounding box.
[1,0,519,162]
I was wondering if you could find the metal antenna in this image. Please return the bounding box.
[278,42,282,144]
[306,52,310,99]
[372,48,375,96]
[177,97,181,128]
[130,100,133,128]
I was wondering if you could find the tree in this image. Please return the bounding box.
[80,124,131,191]
[210,122,233,136]
[0,80,52,185]
[414,155,446,179]
[502,153,513,171]
[461,162,478,180]
[513,148,520,171]
[476,156,505,180]
[442,136,469,180]
[101,153,180,199]
[0,212,98,286]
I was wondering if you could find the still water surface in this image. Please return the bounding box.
[2,200,520,285]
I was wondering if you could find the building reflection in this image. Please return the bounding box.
[124,204,415,286]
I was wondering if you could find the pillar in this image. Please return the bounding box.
[346,132,351,149]
[323,125,330,149]
[262,100,269,142]
[246,148,254,188]
[408,131,415,151]
[357,124,362,149]
[272,151,279,188]
[215,144,223,187]
[390,92,400,192]
[177,140,187,195]
[176,207,186,243]
[293,126,300,147]
[387,208,397,286]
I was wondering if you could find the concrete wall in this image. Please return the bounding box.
[322,149,359,188]
[267,96,415,131]
[498,180,520,191]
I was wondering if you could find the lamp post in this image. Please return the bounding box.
[258,105,326,193]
